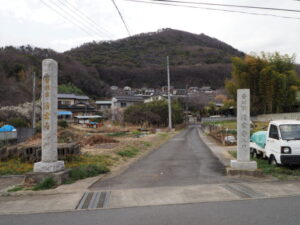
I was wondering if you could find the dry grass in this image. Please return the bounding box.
[81,135,119,146]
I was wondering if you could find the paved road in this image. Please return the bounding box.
[2,196,300,225]
[91,126,241,190]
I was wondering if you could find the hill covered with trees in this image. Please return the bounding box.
[66,28,244,88]
[0,28,250,106]
[0,46,110,106]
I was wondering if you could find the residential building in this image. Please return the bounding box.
[95,101,112,111]
[112,96,144,108]
[58,93,95,117]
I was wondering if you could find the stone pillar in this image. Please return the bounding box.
[33,59,64,173]
[231,89,257,170]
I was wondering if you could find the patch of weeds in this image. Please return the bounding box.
[142,141,151,147]
[229,150,237,158]
[117,147,139,158]
[7,185,24,192]
[33,177,57,191]
[159,133,168,139]
[63,165,110,184]
[106,131,127,137]
[65,154,116,168]
[0,158,33,176]
[229,150,300,180]
[131,131,142,136]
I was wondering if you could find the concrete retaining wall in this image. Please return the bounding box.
[255,112,300,121]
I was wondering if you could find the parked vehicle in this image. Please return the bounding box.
[250,120,300,166]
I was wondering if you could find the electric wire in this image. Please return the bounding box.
[111,0,132,36]
[57,0,114,39]
[126,0,300,20]
[40,0,99,38]
[147,0,300,13]
[48,0,104,39]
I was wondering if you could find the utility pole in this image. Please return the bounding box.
[167,56,172,130]
[32,71,36,130]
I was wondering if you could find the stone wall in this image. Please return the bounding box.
[0,142,80,162]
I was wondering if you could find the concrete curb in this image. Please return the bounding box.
[197,128,234,167]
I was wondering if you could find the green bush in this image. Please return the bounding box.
[8,117,28,128]
[33,177,57,191]
[124,100,184,127]
[58,120,68,128]
[58,83,85,95]
[64,165,110,184]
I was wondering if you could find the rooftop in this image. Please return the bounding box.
[58,93,89,100]
[113,96,145,102]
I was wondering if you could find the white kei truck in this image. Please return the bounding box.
[250,120,300,166]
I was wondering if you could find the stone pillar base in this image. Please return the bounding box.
[24,169,70,186]
[230,160,257,170]
[33,161,65,173]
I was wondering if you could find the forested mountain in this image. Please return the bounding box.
[66,28,244,88]
[0,46,109,106]
[0,28,249,106]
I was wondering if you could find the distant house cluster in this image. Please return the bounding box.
[57,85,216,123]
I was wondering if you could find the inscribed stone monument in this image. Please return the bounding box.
[231,89,257,170]
[33,59,64,173]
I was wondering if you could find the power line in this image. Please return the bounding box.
[40,0,99,38]
[147,0,300,13]
[111,0,132,36]
[48,0,104,39]
[58,0,114,39]
[126,0,300,20]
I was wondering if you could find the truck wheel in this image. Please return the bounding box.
[269,155,278,166]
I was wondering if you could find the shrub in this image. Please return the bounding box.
[64,165,110,184]
[124,100,184,127]
[8,117,28,128]
[33,177,57,190]
[58,83,85,95]
[58,120,68,128]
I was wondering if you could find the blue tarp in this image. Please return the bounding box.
[58,111,72,116]
[0,125,16,132]
[250,131,267,148]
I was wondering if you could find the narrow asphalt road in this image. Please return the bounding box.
[2,196,300,225]
[91,125,241,190]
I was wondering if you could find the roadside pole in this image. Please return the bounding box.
[32,71,36,130]
[167,56,172,130]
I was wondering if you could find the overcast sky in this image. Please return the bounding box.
[1,0,300,62]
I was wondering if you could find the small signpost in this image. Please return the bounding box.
[230,89,257,171]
